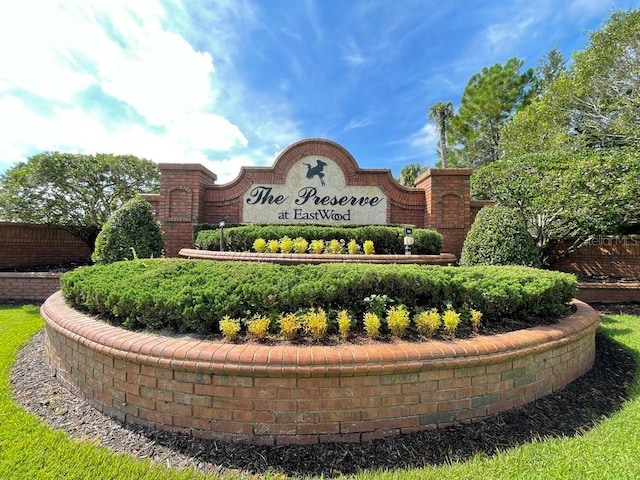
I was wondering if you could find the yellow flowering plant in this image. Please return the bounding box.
[278,313,300,341]
[337,310,352,340]
[246,314,271,340]
[219,315,241,341]
[443,309,460,336]
[363,312,381,339]
[253,238,267,253]
[304,308,328,340]
[386,305,410,337]
[413,309,441,337]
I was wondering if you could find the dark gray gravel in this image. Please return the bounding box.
[10,307,637,478]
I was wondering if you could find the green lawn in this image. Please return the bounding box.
[0,305,638,480]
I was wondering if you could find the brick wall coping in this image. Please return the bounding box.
[179,248,458,265]
[0,271,63,279]
[42,291,598,378]
[576,281,640,304]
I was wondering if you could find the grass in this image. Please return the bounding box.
[0,305,638,480]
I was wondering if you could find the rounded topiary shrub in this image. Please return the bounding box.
[460,205,540,267]
[92,197,164,264]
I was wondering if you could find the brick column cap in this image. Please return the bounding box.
[158,163,217,183]
[417,168,474,182]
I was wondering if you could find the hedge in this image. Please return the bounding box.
[194,224,443,255]
[460,205,540,267]
[61,259,577,335]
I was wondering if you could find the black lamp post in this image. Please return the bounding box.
[219,220,226,251]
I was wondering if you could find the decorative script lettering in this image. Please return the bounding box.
[245,186,383,208]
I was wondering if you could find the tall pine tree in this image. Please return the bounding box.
[448,58,535,168]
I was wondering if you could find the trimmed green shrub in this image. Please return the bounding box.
[460,205,540,267]
[92,197,163,264]
[61,259,577,335]
[194,224,443,255]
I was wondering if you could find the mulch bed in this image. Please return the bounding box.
[10,306,637,478]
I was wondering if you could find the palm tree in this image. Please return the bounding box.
[428,101,454,168]
[397,163,427,187]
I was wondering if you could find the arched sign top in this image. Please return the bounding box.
[272,138,361,179]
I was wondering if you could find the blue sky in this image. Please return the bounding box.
[1,0,639,184]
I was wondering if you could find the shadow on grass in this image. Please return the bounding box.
[598,315,640,347]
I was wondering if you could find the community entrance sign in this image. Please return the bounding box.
[242,156,387,224]
[145,138,476,257]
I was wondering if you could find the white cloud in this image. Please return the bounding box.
[483,18,535,49]
[168,113,247,151]
[343,38,366,66]
[343,115,375,133]
[0,0,249,183]
[409,123,439,150]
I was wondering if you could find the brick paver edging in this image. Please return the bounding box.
[42,291,599,445]
[179,248,457,265]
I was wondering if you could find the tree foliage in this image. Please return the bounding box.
[396,163,428,186]
[472,148,640,264]
[503,9,640,155]
[428,101,454,167]
[448,58,536,167]
[534,46,567,95]
[92,197,164,264]
[0,152,159,249]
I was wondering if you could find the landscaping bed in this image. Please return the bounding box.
[11,315,635,477]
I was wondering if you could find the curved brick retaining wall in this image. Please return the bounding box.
[179,248,458,265]
[42,292,599,445]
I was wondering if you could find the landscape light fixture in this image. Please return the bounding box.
[219,220,226,251]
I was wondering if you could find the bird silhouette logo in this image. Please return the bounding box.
[303,159,328,186]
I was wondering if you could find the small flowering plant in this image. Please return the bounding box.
[337,310,352,340]
[267,239,280,253]
[363,240,375,255]
[470,309,483,332]
[364,294,393,317]
[219,315,241,341]
[347,239,360,255]
[310,239,325,254]
[413,309,441,337]
[386,305,410,337]
[363,312,381,339]
[304,308,328,340]
[246,314,271,340]
[253,238,267,253]
[279,236,294,253]
[443,309,461,336]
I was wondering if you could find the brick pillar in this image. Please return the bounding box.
[415,169,473,257]
[156,164,217,257]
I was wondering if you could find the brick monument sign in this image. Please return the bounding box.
[144,138,479,258]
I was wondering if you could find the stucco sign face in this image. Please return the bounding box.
[242,156,388,224]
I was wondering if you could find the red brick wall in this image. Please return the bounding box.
[156,139,475,257]
[0,222,92,269]
[0,272,62,301]
[416,168,474,255]
[43,292,598,445]
[576,283,640,303]
[552,236,640,279]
